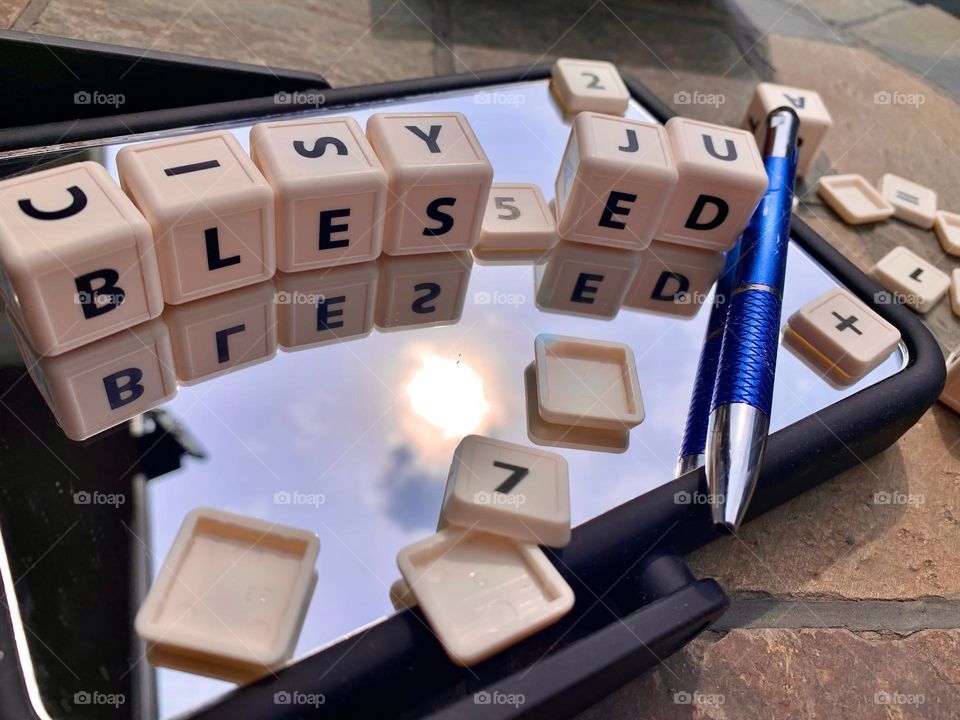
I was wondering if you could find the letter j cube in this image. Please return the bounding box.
[555,112,678,251]
[0,161,164,356]
[118,130,276,304]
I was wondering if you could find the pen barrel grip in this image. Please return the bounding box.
[680,329,724,458]
[710,287,781,415]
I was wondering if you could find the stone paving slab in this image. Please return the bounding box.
[0,0,29,27]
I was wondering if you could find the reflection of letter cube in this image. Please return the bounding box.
[10,316,176,440]
[164,281,277,385]
[555,112,678,251]
[275,262,378,350]
[366,112,493,256]
[743,83,832,177]
[250,117,387,271]
[375,251,472,330]
[535,240,641,319]
[117,130,275,304]
[439,435,571,548]
[623,241,724,318]
[657,118,767,252]
[0,161,163,356]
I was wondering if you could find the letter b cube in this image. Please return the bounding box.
[0,161,164,356]
[555,112,678,251]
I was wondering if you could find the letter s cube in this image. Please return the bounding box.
[366,112,493,256]
[0,161,164,356]
[555,112,678,251]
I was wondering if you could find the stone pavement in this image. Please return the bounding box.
[3,1,959,717]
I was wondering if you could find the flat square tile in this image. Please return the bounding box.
[785,287,901,382]
[396,527,574,666]
[934,210,960,257]
[951,269,960,318]
[478,183,558,252]
[941,349,960,415]
[870,246,950,313]
[135,508,319,681]
[550,58,630,115]
[525,363,628,454]
[817,174,894,225]
[879,173,937,229]
[534,334,644,432]
[439,434,570,548]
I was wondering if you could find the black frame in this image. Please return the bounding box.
[0,62,944,720]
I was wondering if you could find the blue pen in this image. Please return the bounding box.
[706,107,799,529]
[675,240,741,478]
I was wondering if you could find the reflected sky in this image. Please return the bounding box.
[9,79,906,719]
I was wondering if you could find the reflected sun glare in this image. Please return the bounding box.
[406,354,490,438]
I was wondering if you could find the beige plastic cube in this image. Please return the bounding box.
[164,281,277,385]
[478,183,558,253]
[550,58,630,116]
[396,527,574,666]
[275,262,378,350]
[934,211,960,257]
[535,240,641,319]
[870,246,949,313]
[366,112,493,256]
[9,315,176,441]
[117,130,276,304]
[879,174,937,229]
[534,334,644,432]
[438,434,571,548]
[623,241,725,318]
[555,112,678,251]
[0,161,164,356]
[951,269,960,318]
[524,363,628,454]
[784,287,901,383]
[389,578,416,611]
[941,350,960,415]
[743,82,832,177]
[656,118,767,252]
[817,174,894,225]
[375,251,472,331]
[250,117,387,272]
[136,508,319,682]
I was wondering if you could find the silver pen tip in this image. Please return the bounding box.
[706,403,770,530]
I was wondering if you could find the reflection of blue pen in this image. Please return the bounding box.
[706,107,799,530]
[675,241,741,477]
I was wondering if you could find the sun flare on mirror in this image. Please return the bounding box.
[406,354,490,438]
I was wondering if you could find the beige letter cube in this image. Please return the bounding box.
[657,118,767,251]
[117,130,276,304]
[376,251,472,330]
[250,117,387,272]
[743,83,832,177]
[275,262,378,350]
[164,281,277,385]
[555,112,678,251]
[0,161,163,356]
[438,435,571,548]
[10,315,176,440]
[366,112,493,256]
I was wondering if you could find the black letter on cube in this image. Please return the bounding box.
[205,227,242,271]
[103,368,145,409]
[215,324,246,363]
[423,197,456,236]
[75,268,126,319]
[599,191,636,230]
[319,208,351,250]
[684,194,729,231]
